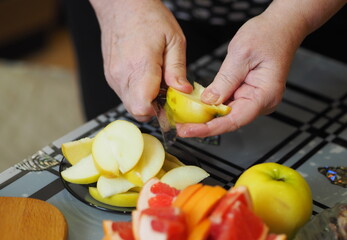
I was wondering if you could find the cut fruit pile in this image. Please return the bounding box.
[60,120,209,207]
[102,178,287,240]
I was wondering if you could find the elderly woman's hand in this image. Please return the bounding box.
[90,0,192,122]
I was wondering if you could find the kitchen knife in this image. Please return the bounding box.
[152,83,177,149]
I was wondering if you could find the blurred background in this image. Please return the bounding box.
[0,1,346,173]
[0,0,83,172]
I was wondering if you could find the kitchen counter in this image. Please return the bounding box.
[1,46,347,239]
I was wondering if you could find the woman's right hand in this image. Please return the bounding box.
[90,0,192,122]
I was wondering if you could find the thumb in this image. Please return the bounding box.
[163,36,192,93]
[201,53,249,105]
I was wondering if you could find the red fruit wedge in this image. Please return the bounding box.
[102,220,134,240]
[210,185,252,225]
[133,178,181,239]
[136,178,180,211]
[216,201,268,240]
[138,206,187,240]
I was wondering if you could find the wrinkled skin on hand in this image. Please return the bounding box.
[176,14,304,138]
[91,0,345,137]
[91,0,192,122]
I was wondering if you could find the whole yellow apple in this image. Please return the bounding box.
[234,162,312,239]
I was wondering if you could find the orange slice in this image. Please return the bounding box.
[172,183,203,208]
[188,218,211,240]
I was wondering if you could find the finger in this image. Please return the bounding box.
[201,50,250,105]
[177,97,260,138]
[124,60,162,120]
[163,35,193,93]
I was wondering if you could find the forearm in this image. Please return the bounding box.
[262,0,346,47]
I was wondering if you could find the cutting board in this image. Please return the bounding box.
[0,197,68,240]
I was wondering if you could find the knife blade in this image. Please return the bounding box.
[152,84,177,149]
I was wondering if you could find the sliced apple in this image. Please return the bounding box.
[92,120,144,177]
[97,175,135,198]
[160,165,210,190]
[61,154,100,184]
[124,134,165,186]
[162,159,182,172]
[166,82,231,123]
[62,137,94,165]
[89,187,139,207]
[165,152,185,166]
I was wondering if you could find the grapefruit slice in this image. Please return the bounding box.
[216,201,269,240]
[209,185,252,226]
[136,178,180,211]
[102,220,134,240]
[138,207,187,240]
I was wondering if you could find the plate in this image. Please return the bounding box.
[59,158,135,214]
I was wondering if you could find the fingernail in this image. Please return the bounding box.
[177,77,187,85]
[202,90,219,104]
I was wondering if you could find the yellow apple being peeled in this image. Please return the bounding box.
[165,82,231,123]
[234,162,312,239]
[92,120,144,177]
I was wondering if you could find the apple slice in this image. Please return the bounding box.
[97,175,135,198]
[165,152,185,166]
[62,137,94,165]
[160,165,210,190]
[61,154,100,184]
[92,120,144,176]
[162,153,185,172]
[89,187,139,207]
[124,134,165,186]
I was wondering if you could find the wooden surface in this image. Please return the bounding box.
[0,197,68,240]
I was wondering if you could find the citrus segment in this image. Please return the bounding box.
[188,218,211,240]
[172,183,203,208]
[209,185,252,225]
[139,207,187,240]
[215,201,269,240]
[102,220,134,240]
[180,185,214,214]
[186,186,227,230]
[61,137,93,165]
